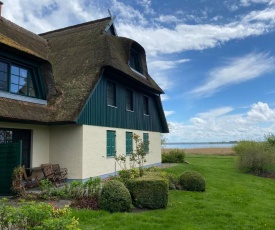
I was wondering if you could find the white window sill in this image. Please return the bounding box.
[129,67,147,78]
[0,91,47,105]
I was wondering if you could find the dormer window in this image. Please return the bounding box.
[10,65,36,97]
[0,57,46,102]
[0,60,37,98]
[129,48,142,73]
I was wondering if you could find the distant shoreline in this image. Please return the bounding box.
[162,147,236,155]
[165,141,238,145]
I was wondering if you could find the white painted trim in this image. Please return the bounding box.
[0,91,47,105]
[129,67,147,79]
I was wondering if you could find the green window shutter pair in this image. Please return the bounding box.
[126,132,133,155]
[107,130,116,157]
[143,133,149,153]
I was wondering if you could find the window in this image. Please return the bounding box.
[129,49,142,73]
[143,96,149,115]
[107,81,116,106]
[143,133,149,153]
[0,60,37,97]
[126,89,133,111]
[126,132,133,155]
[107,130,116,157]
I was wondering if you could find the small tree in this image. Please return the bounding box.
[115,133,149,177]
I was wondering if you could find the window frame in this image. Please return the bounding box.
[125,89,133,111]
[106,130,116,157]
[143,96,149,115]
[126,132,133,155]
[129,48,142,74]
[107,81,116,107]
[0,55,45,100]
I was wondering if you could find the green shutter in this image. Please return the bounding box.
[107,130,116,157]
[126,132,133,155]
[143,133,149,153]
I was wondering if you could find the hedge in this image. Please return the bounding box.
[126,172,168,209]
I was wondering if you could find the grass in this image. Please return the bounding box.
[73,155,275,230]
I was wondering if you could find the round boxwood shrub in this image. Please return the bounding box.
[99,180,132,213]
[179,171,206,192]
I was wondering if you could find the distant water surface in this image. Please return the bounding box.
[163,142,235,149]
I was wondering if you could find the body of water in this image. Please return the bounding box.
[163,142,236,149]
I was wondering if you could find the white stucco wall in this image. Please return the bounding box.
[0,122,50,167]
[1,122,161,180]
[82,125,161,179]
[49,125,83,179]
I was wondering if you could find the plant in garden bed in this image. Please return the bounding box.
[99,180,132,213]
[126,171,169,209]
[179,171,206,192]
[0,198,80,230]
[38,177,101,206]
[115,133,149,179]
[11,166,25,197]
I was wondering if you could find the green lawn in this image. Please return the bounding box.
[73,155,275,230]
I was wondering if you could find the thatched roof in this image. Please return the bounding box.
[0,16,164,124]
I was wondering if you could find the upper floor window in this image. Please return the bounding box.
[129,48,142,73]
[107,81,116,107]
[0,60,37,98]
[126,89,133,111]
[143,96,149,115]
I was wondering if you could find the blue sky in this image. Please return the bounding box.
[3,0,275,142]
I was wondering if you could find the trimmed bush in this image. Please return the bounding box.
[167,173,181,190]
[126,172,169,209]
[179,171,205,192]
[162,149,185,163]
[233,141,275,175]
[100,180,131,213]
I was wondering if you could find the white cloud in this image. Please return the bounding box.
[3,0,275,57]
[2,0,106,33]
[137,0,155,14]
[247,102,275,121]
[165,111,175,117]
[155,15,179,23]
[161,94,170,101]
[149,59,190,71]
[197,107,233,118]
[243,7,275,22]
[241,0,275,6]
[112,0,148,26]
[166,102,275,142]
[190,52,275,97]
[150,72,174,90]
[118,19,271,56]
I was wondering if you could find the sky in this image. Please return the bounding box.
[2,0,275,142]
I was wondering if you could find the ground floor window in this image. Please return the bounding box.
[126,132,133,155]
[106,130,116,157]
[143,133,149,153]
[0,128,31,168]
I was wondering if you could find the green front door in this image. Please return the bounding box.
[0,141,22,195]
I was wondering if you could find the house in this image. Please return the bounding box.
[0,3,168,195]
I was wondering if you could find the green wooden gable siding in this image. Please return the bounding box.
[126,132,133,155]
[77,75,165,132]
[106,130,116,157]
